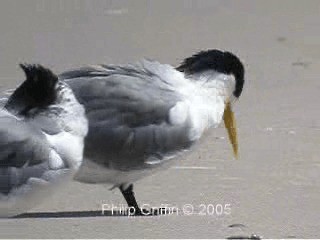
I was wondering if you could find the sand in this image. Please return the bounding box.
[1,0,320,238]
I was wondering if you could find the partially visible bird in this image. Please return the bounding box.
[61,49,245,215]
[0,64,88,217]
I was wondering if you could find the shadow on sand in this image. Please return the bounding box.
[14,208,173,219]
[14,210,122,218]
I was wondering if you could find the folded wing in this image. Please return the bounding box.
[62,61,194,171]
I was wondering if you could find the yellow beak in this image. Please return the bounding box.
[223,102,238,159]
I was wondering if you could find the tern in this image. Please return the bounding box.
[0,64,87,217]
[61,49,245,215]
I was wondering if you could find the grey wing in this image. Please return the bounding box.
[62,64,193,170]
[0,113,51,194]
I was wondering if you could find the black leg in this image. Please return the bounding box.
[119,184,142,215]
[119,184,175,216]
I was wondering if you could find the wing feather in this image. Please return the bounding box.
[0,113,51,194]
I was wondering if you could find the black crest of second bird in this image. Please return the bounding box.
[5,64,58,115]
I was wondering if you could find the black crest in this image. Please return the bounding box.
[5,64,58,115]
[177,49,245,98]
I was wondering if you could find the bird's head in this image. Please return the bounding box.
[177,49,245,158]
[5,64,58,116]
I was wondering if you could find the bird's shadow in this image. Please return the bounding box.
[14,208,170,219]
[14,210,121,219]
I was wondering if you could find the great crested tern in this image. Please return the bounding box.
[0,64,87,217]
[61,49,245,215]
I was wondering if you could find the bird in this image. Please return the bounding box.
[60,49,245,215]
[0,64,88,217]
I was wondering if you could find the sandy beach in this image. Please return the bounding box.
[1,0,320,238]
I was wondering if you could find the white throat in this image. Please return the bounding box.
[190,70,236,102]
[174,70,236,141]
